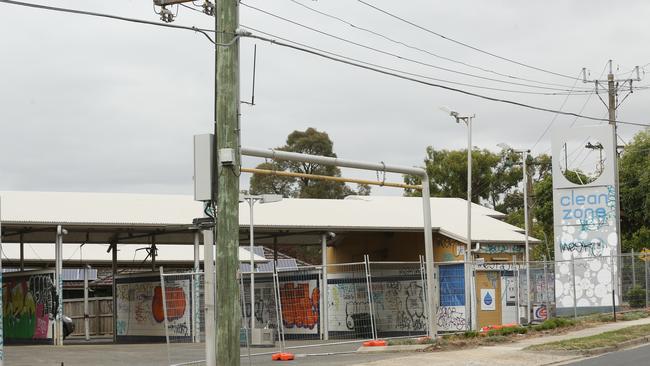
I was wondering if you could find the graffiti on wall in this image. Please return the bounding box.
[476,244,524,254]
[438,238,465,261]
[374,281,427,331]
[152,286,187,323]
[241,285,278,330]
[280,283,320,330]
[247,272,471,334]
[475,262,518,272]
[241,279,320,335]
[115,278,191,338]
[436,306,467,331]
[328,282,369,332]
[2,272,55,341]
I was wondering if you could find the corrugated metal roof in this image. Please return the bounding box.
[3,267,98,281]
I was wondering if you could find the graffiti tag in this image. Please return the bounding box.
[559,239,606,256]
[436,306,467,331]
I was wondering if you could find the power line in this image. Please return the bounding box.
[0,0,635,99]
[243,31,650,127]
[4,0,648,127]
[180,3,204,15]
[239,26,595,96]
[241,2,590,93]
[240,27,595,96]
[531,62,611,152]
[0,0,216,41]
[356,0,581,81]
[530,74,582,151]
[287,0,585,91]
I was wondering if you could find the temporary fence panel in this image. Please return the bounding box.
[240,271,279,337]
[115,271,197,343]
[554,255,617,317]
[527,261,555,322]
[472,260,523,329]
[368,261,430,337]
[436,262,468,332]
[323,263,373,341]
[555,240,619,317]
[160,270,205,366]
[620,252,648,309]
[276,266,324,340]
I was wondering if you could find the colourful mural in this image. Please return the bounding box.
[152,286,187,323]
[280,283,320,330]
[435,237,465,262]
[2,271,55,342]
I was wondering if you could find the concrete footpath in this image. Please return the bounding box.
[351,317,650,366]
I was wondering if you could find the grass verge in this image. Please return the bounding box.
[387,310,650,352]
[526,324,650,351]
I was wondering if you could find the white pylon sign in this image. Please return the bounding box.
[551,125,619,315]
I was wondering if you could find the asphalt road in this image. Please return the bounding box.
[568,344,650,366]
[5,341,403,366]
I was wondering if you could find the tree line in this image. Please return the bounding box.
[250,127,650,261]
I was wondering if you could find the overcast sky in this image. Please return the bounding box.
[1,0,649,197]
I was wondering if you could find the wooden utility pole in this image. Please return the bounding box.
[583,60,642,261]
[606,65,622,260]
[215,0,241,364]
[525,164,533,233]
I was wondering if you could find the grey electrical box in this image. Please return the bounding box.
[193,134,214,202]
[219,148,235,166]
[251,328,275,347]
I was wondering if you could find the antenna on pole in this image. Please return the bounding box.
[241,45,258,106]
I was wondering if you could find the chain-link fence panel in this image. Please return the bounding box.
[528,260,555,322]
[321,262,373,343]
[555,255,616,318]
[160,270,205,366]
[436,261,469,332]
[472,260,524,328]
[368,261,429,338]
[619,252,649,309]
[240,271,280,346]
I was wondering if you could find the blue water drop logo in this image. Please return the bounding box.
[484,292,493,306]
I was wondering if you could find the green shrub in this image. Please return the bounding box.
[532,317,575,331]
[463,330,479,338]
[627,286,647,308]
[621,311,649,321]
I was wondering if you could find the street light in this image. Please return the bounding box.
[442,107,475,330]
[240,193,283,332]
[498,143,532,324]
